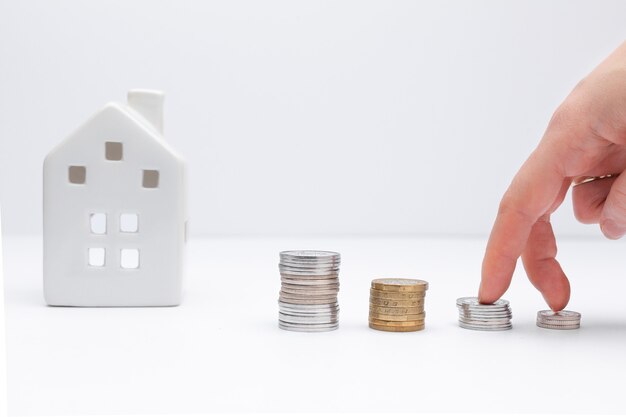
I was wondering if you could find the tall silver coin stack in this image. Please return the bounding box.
[536,310,581,330]
[278,250,341,332]
[457,297,513,331]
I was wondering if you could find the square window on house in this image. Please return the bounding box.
[105,141,123,161]
[68,166,86,184]
[120,249,140,269]
[90,213,107,234]
[120,213,138,233]
[142,170,159,188]
[88,248,106,267]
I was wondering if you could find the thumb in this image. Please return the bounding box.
[600,173,626,239]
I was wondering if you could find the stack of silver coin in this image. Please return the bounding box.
[536,310,581,330]
[278,250,340,332]
[457,297,513,331]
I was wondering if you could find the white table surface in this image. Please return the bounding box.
[4,235,626,415]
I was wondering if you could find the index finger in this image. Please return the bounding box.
[478,137,569,304]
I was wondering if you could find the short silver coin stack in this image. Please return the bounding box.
[278,250,340,332]
[457,297,513,331]
[536,310,581,330]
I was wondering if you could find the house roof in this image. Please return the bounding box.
[45,101,185,165]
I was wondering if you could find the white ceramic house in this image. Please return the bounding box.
[43,90,187,306]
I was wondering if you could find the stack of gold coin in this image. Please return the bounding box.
[369,278,428,332]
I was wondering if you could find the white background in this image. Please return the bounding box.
[3,2,626,416]
[1,0,625,237]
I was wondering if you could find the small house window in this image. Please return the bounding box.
[105,141,123,161]
[121,249,140,269]
[142,170,159,188]
[68,166,86,184]
[120,213,138,233]
[88,248,106,267]
[90,213,107,234]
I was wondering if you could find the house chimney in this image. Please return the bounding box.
[127,89,164,135]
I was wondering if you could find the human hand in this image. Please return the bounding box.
[479,41,626,311]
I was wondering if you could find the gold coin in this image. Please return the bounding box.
[369,322,424,332]
[371,278,429,292]
[369,306,424,315]
[369,297,424,308]
[370,289,425,300]
[368,318,425,326]
[369,312,425,322]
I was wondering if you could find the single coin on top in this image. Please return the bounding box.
[371,278,429,292]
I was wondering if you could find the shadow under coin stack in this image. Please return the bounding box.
[536,310,581,330]
[369,279,428,332]
[457,297,512,331]
[278,250,341,332]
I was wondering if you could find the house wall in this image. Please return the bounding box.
[43,107,185,306]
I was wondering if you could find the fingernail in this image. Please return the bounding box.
[601,220,624,240]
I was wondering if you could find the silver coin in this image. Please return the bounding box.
[457,304,511,311]
[279,288,338,295]
[278,301,338,309]
[278,310,339,316]
[278,322,339,332]
[280,249,341,257]
[279,309,340,317]
[279,297,339,305]
[281,279,340,286]
[537,310,581,320]
[280,275,340,282]
[278,320,339,329]
[279,302,339,310]
[459,323,512,331]
[278,293,338,301]
[279,265,339,270]
[458,320,512,328]
[459,317,512,325]
[457,297,510,308]
[279,296,338,304]
[281,288,340,295]
[537,318,580,326]
[279,255,340,262]
[280,250,341,260]
[279,291,338,298]
[279,262,340,269]
[280,279,339,288]
[459,309,512,316]
[279,267,340,274]
[279,315,338,324]
[279,311,339,320]
[279,256,340,263]
[281,282,340,290]
[279,258,341,266]
[459,313,513,320]
[280,282,340,289]
[279,270,340,277]
[458,306,512,314]
[279,263,340,270]
[280,288,338,296]
[279,261,340,268]
[536,322,580,330]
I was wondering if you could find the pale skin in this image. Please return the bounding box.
[479,41,626,311]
